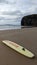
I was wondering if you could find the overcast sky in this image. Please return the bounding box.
[0,0,37,24]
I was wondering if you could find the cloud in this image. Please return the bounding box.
[0,0,37,14]
[0,0,37,25]
[0,0,16,4]
[2,10,22,16]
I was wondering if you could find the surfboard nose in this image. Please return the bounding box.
[31,54,35,59]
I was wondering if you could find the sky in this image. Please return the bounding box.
[0,0,37,25]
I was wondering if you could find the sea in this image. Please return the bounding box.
[0,24,23,30]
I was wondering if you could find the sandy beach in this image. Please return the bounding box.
[0,27,37,65]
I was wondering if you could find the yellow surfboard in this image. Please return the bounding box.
[2,40,35,58]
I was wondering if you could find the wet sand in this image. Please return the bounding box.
[0,27,37,65]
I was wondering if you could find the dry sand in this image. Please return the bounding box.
[0,27,37,65]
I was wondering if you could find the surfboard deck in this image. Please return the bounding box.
[2,40,35,58]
